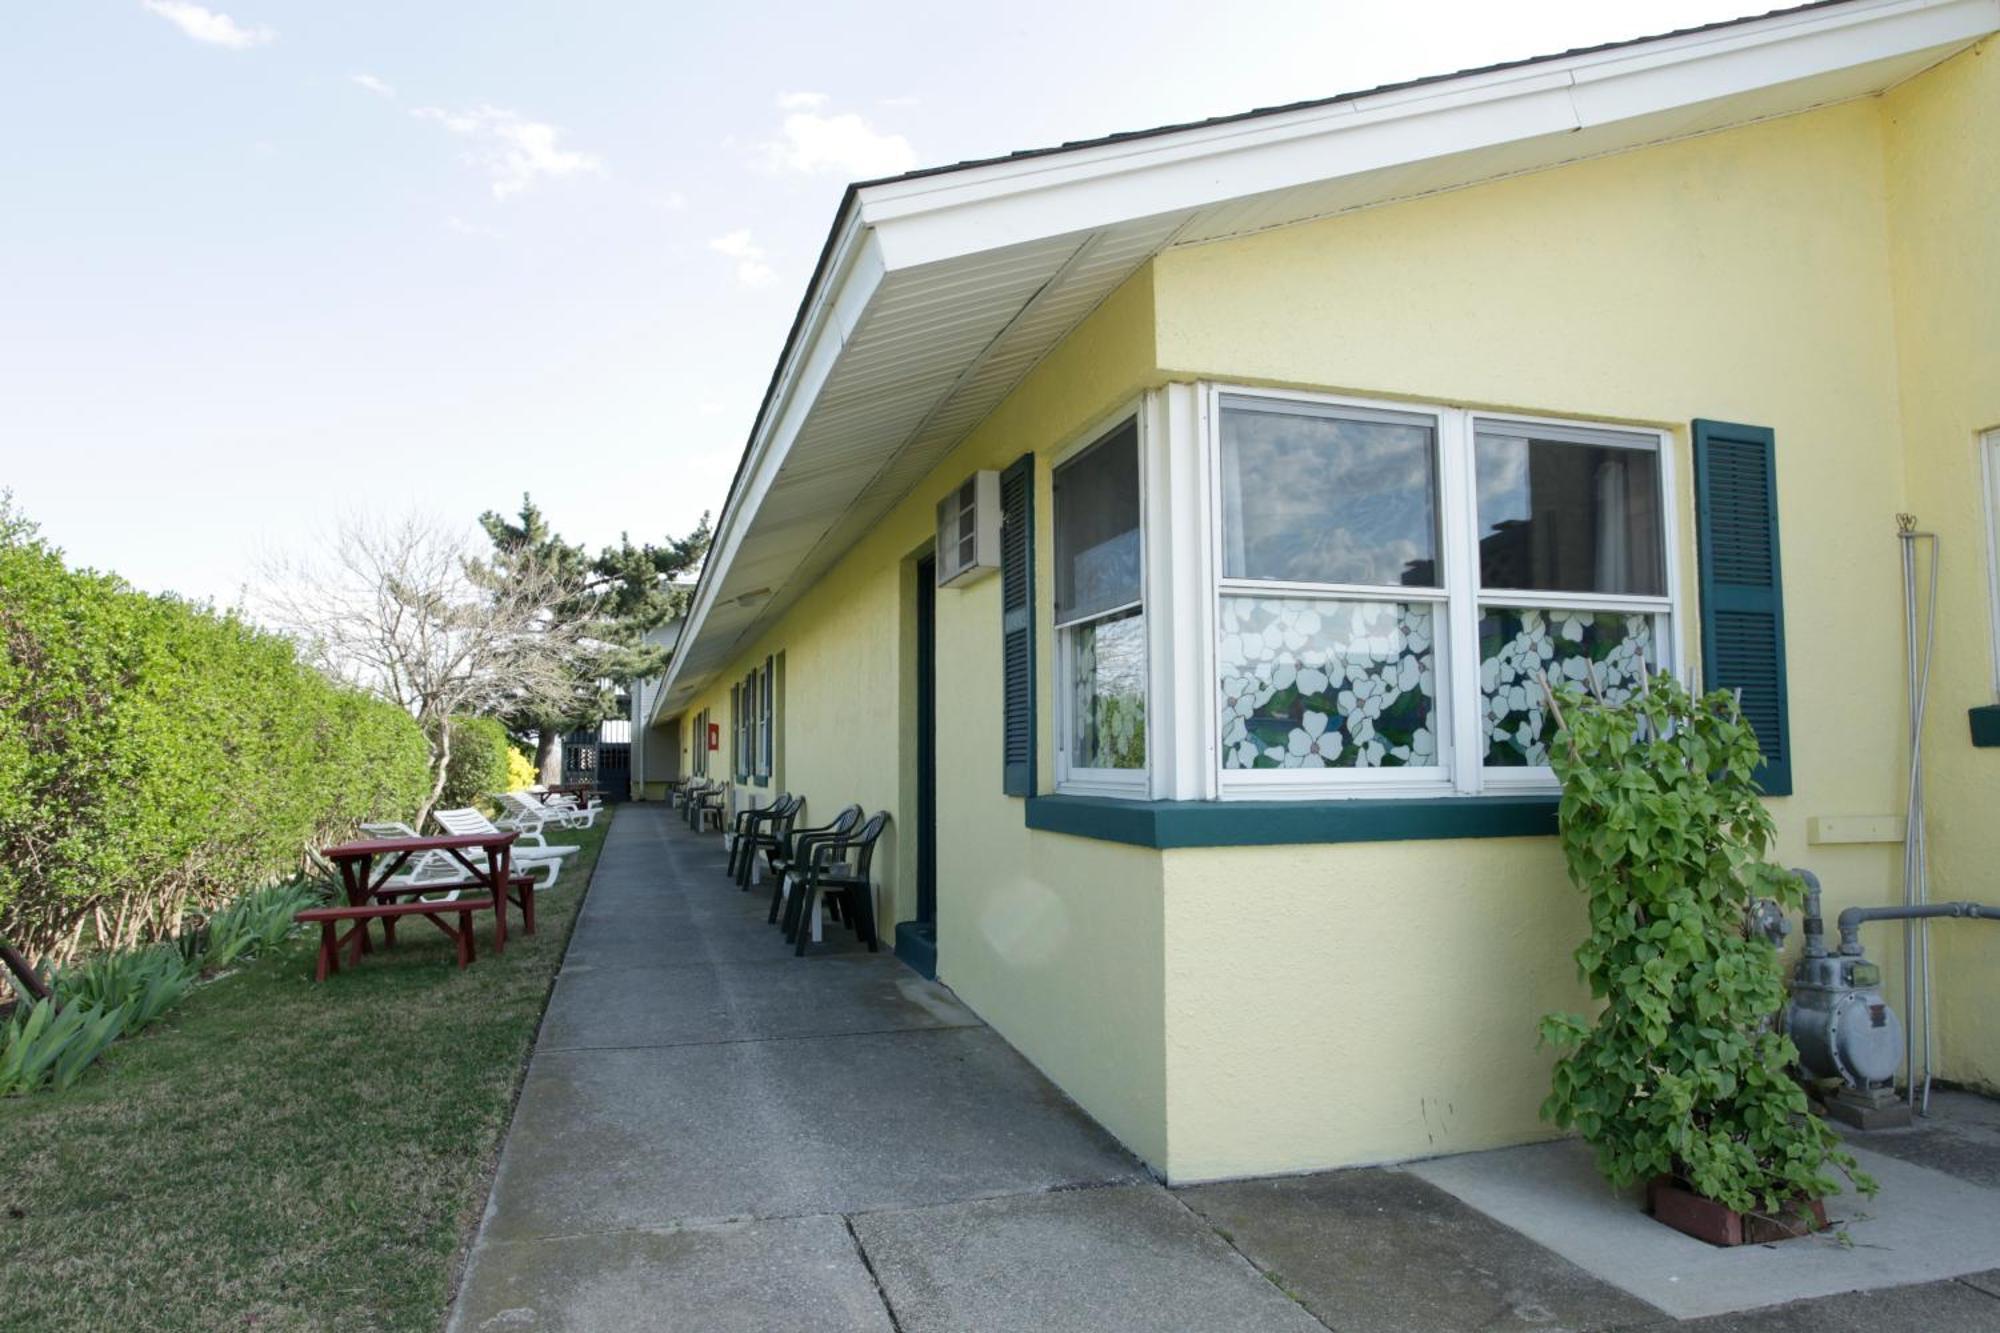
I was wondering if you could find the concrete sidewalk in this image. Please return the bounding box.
[451,805,2000,1332]
[449,804,1318,1332]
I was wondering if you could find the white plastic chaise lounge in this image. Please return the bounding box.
[432,807,576,889]
[528,785,602,814]
[496,789,602,831]
[355,821,558,894]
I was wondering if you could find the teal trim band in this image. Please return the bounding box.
[1025,793,1559,848]
[893,921,937,980]
[1971,705,2000,748]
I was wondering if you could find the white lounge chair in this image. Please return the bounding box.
[432,807,575,889]
[355,822,557,894]
[494,789,601,832]
[529,785,602,813]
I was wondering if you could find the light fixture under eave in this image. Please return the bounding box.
[734,587,772,607]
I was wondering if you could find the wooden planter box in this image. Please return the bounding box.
[1647,1178,1828,1247]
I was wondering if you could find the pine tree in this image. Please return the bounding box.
[474,495,711,780]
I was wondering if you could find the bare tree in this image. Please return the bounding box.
[260,514,592,821]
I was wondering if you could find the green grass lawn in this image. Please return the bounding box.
[0,811,613,1332]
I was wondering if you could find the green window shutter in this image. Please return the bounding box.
[999,452,1036,797]
[1692,419,1792,796]
[760,656,774,778]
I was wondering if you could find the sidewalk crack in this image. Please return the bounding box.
[1163,1190,1336,1331]
[843,1214,907,1333]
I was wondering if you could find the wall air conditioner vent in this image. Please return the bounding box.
[935,470,1001,588]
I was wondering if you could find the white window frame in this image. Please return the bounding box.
[1984,428,2000,699]
[1194,383,1685,802]
[1052,400,1152,798]
[1208,386,1456,799]
[1463,410,1683,795]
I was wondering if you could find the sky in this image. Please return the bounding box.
[1,0,1771,607]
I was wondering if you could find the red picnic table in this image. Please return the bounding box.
[305,831,530,980]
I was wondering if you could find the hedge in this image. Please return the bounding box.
[0,522,433,972]
[440,715,514,812]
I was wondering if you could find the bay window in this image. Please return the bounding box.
[1038,384,1680,807]
[1053,418,1147,793]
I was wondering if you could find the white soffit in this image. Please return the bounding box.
[661,0,1998,711]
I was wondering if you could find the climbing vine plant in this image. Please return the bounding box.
[1537,671,1872,1217]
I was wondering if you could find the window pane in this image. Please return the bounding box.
[1475,429,1665,595]
[1479,607,1655,766]
[1054,421,1141,624]
[1067,609,1147,770]
[1219,597,1438,770]
[1220,403,1438,587]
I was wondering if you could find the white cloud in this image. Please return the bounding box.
[445,216,504,239]
[657,190,688,213]
[709,230,776,289]
[776,91,828,110]
[140,1,275,49]
[412,104,603,198]
[756,103,916,180]
[350,72,395,99]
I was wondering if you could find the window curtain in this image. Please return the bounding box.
[1593,455,1632,593]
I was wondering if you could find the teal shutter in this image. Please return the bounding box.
[999,453,1036,797]
[760,655,774,778]
[1692,419,1792,796]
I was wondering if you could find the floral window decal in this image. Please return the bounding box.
[1479,607,1654,766]
[1218,597,1438,769]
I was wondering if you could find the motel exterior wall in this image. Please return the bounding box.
[671,45,1998,1183]
[1882,42,2000,1090]
[673,273,1176,1162]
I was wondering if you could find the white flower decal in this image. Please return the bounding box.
[1480,608,1653,765]
[1219,597,1436,769]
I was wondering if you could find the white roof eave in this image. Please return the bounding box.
[657,0,1997,716]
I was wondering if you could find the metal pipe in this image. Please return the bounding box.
[1897,517,1941,1113]
[1798,869,1827,959]
[1837,901,1999,955]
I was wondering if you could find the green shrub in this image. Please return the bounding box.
[504,745,537,793]
[50,944,197,1035]
[0,999,128,1096]
[200,879,318,972]
[7,876,326,1096]
[0,511,432,973]
[1537,672,1870,1217]
[439,715,513,811]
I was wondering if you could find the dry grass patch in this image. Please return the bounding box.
[0,813,613,1332]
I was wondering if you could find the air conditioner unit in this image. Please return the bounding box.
[935,470,1001,587]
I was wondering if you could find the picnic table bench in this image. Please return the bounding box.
[296,898,495,981]
[304,831,530,981]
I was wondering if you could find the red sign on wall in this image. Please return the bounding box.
[707,722,720,751]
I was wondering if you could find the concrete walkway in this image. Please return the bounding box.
[450,804,1319,1332]
[452,806,2000,1332]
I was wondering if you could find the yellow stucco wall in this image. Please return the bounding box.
[670,272,1174,1162]
[666,65,1997,1184]
[1883,40,2000,1092]
[1148,96,1929,1180]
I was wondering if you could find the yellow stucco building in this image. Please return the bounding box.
[644,0,2000,1183]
